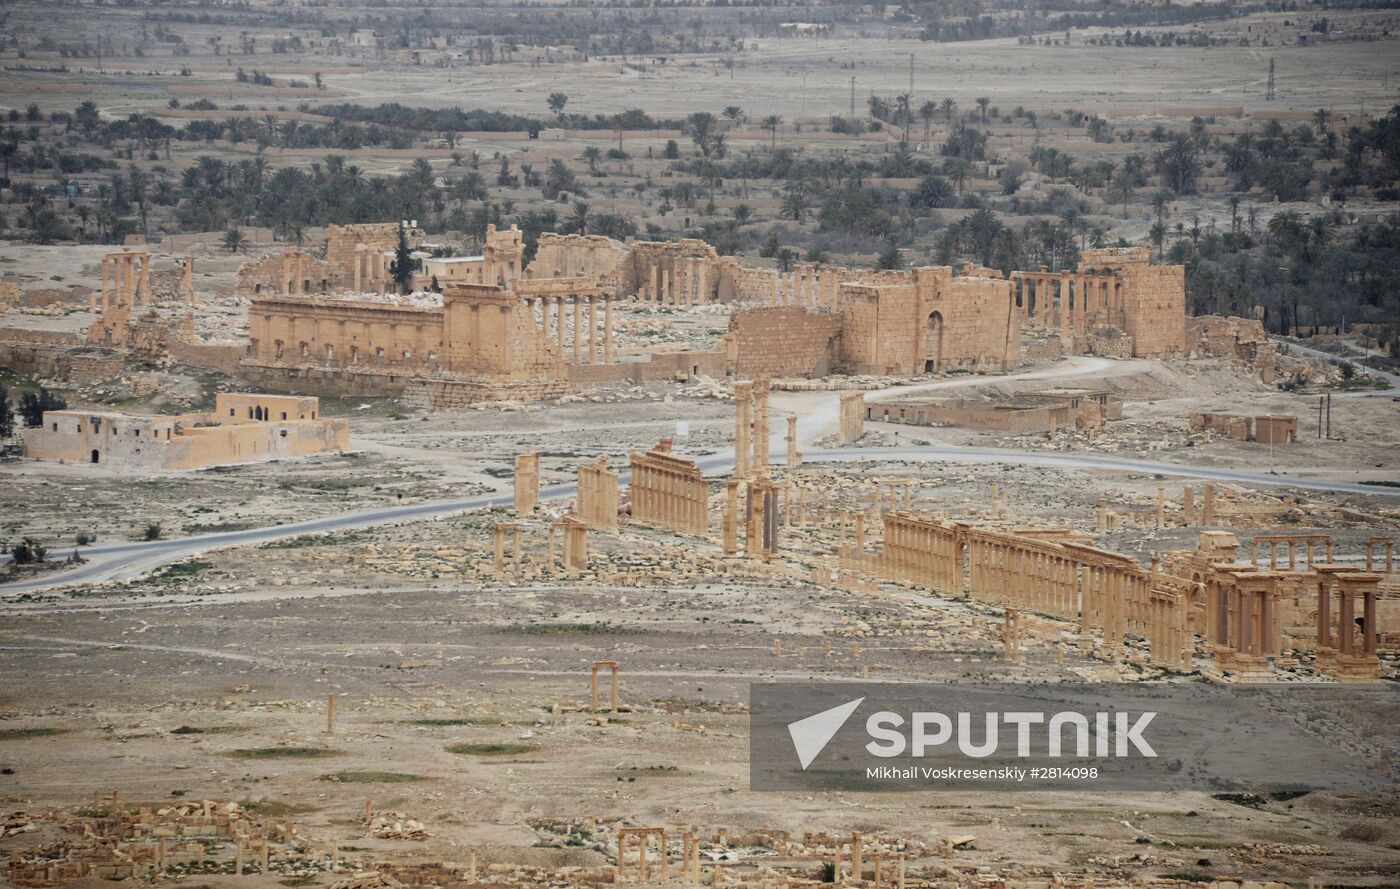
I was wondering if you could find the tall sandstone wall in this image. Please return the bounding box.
[1121,263,1186,358]
[728,307,843,378]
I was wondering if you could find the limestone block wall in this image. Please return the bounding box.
[727,306,842,378]
[716,259,779,304]
[248,296,446,373]
[838,283,907,373]
[0,330,125,383]
[237,252,337,296]
[926,272,1018,372]
[869,399,1074,433]
[235,363,412,398]
[1120,262,1186,358]
[400,377,570,410]
[529,233,629,281]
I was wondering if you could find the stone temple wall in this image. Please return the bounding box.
[728,306,843,378]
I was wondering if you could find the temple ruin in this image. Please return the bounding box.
[230,225,1188,408]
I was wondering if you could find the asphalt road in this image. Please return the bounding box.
[5,444,1395,597]
[6,354,1395,596]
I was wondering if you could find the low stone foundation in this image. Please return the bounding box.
[402,377,571,410]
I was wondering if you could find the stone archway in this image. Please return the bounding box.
[90,449,100,464]
[923,311,945,373]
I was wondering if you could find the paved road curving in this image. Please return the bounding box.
[5,355,1395,596]
[5,445,1395,597]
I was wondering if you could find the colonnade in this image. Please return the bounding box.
[1314,567,1382,679]
[351,245,388,294]
[638,257,711,305]
[577,456,619,532]
[628,440,708,536]
[1249,534,1333,570]
[1010,269,1124,338]
[768,263,843,309]
[99,251,151,310]
[524,292,614,364]
[863,520,1195,669]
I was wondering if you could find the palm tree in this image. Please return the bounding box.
[1306,214,1334,248]
[761,115,782,151]
[919,101,937,145]
[221,227,247,253]
[1149,221,1166,260]
[566,199,591,235]
[944,157,970,195]
[723,106,743,122]
[1312,107,1331,136]
[1151,190,1171,226]
[582,146,602,172]
[781,189,808,223]
[941,97,957,125]
[975,96,990,124]
[1111,166,1135,217]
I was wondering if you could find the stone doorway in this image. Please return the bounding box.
[924,310,944,373]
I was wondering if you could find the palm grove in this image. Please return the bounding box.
[2,96,1398,356]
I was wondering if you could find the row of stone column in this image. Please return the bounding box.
[528,294,614,365]
[1314,566,1381,679]
[628,451,708,536]
[577,456,619,532]
[1206,567,1283,679]
[770,263,842,309]
[1249,534,1334,570]
[1010,271,1123,339]
[639,258,710,306]
[351,245,388,294]
[732,379,771,480]
[875,513,962,594]
[100,251,151,309]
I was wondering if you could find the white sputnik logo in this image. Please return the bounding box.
[787,697,864,770]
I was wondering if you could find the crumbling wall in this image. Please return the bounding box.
[717,258,779,303]
[529,233,628,282]
[1187,314,1277,382]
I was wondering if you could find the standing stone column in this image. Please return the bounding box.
[724,479,740,555]
[753,379,770,478]
[603,296,614,363]
[138,256,151,308]
[733,382,752,479]
[572,297,582,363]
[588,295,598,363]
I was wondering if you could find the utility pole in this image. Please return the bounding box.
[909,54,914,97]
[850,76,856,119]
[1266,57,1276,101]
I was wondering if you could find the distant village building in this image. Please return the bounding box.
[23,394,348,471]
